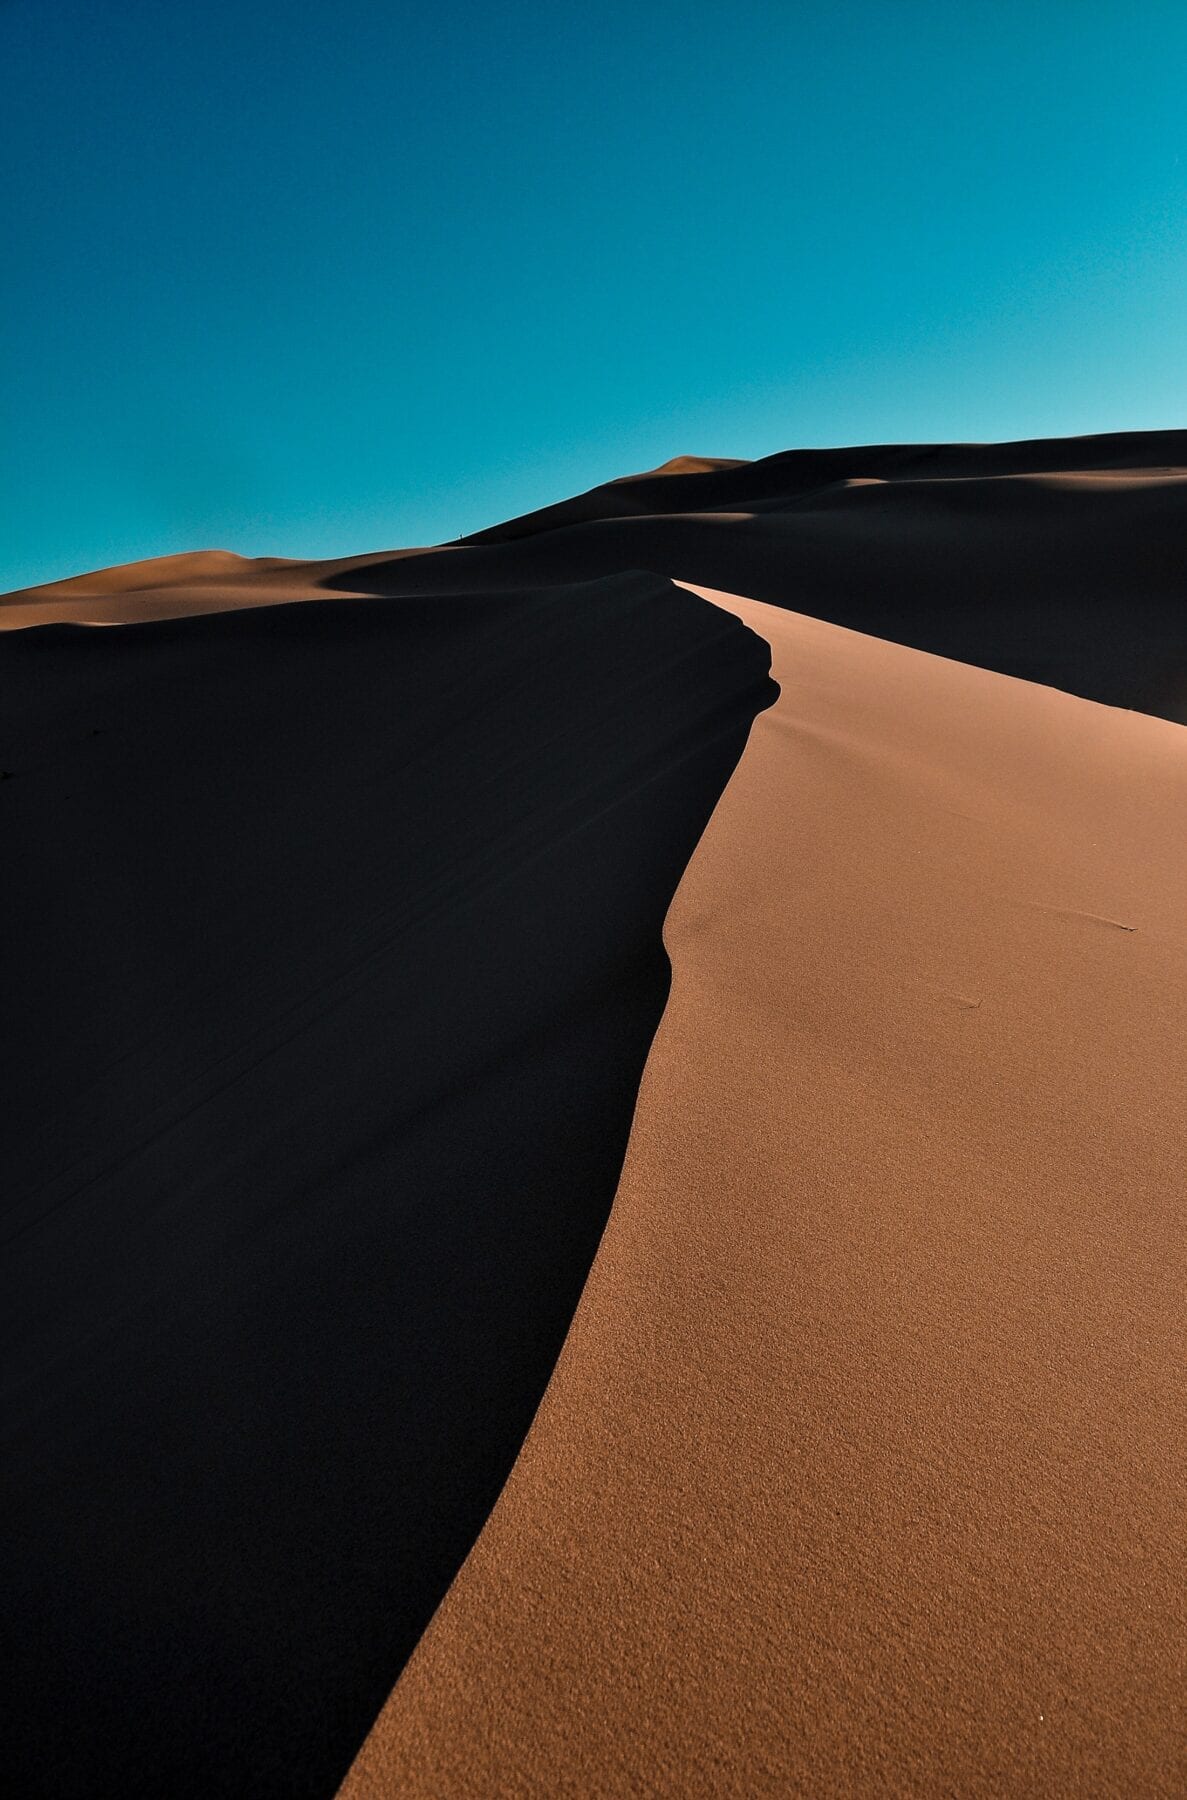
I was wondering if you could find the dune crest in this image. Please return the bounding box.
[6,429,1185,720]
[340,588,1187,1798]
[3,432,1184,1796]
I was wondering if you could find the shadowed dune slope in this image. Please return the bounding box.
[341,589,1187,1798]
[0,575,775,1798]
[7,430,1184,720]
[461,426,1187,538]
[334,430,1187,723]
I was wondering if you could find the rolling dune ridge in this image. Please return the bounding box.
[9,429,1184,721]
[2,431,1184,1797]
[341,588,1186,1795]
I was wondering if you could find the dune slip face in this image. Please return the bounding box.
[341,589,1187,1798]
[0,574,774,1798]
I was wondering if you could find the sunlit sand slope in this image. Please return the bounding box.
[341,587,1187,1798]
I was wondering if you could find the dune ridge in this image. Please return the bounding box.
[7,429,1184,720]
[340,586,1187,1798]
[2,431,1184,1796]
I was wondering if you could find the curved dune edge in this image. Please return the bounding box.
[339,587,1187,1798]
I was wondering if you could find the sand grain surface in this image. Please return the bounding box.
[341,588,1187,1797]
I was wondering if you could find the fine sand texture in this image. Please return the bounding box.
[6,431,1186,722]
[340,588,1187,1798]
[0,575,773,1797]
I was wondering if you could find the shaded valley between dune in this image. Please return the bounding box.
[0,574,775,1798]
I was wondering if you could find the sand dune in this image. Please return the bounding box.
[348,432,1187,721]
[8,429,1184,718]
[2,432,1184,1797]
[341,588,1187,1798]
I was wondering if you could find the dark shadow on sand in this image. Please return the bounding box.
[333,433,1187,722]
[1,573,776,1798]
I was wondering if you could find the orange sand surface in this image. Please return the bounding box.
[341,588,1186,1797]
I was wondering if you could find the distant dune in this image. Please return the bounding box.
[8,428,1185,720]
[2,432,1184,1797]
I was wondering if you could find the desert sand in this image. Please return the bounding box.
[341,587,1187,1796]
[3,432,1184,1796]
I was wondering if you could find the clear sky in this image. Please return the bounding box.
[3,1,1186,590]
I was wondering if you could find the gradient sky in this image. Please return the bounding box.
[3,1,1186,590]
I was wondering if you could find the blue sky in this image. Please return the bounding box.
[3,1,1186,590]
